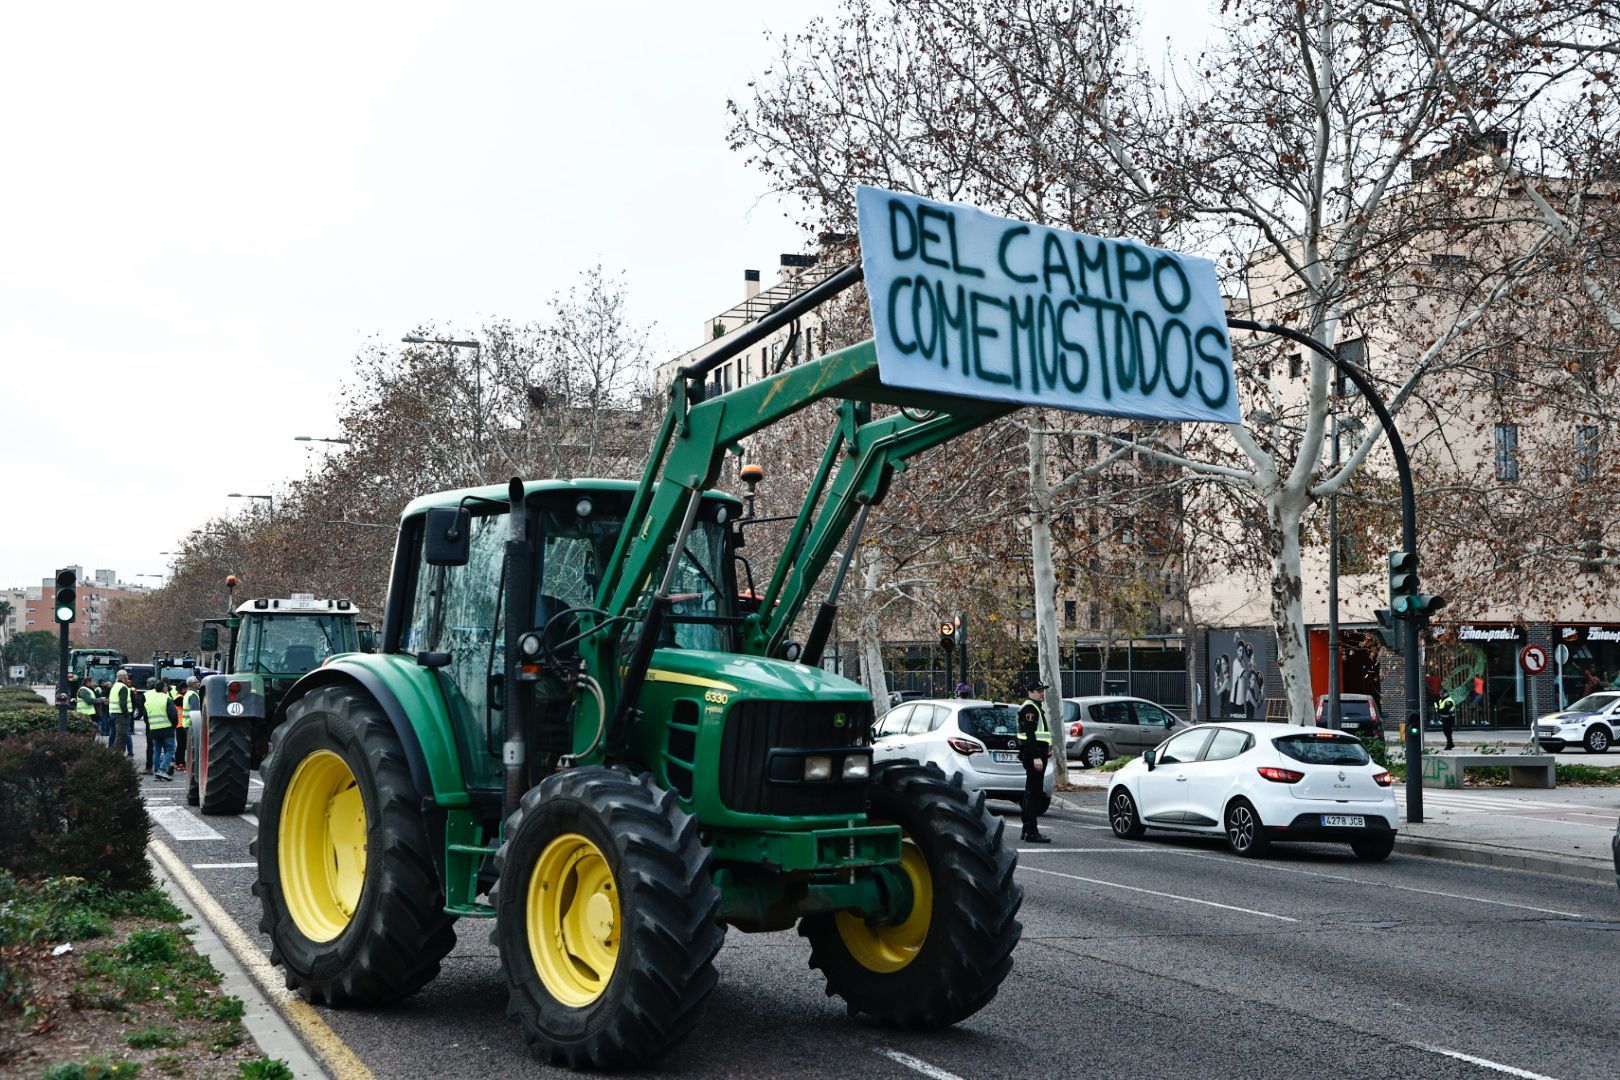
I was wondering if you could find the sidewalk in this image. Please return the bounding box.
[1063,766,1620,884]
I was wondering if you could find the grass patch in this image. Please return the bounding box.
[150,1055,185,1077]
[40,1057,141,1080]
[124,1025,186,1049]
[236,1059,295,1080]
[0,872,182,949]
[79,928,219,1006]
[1098,755,1133,772]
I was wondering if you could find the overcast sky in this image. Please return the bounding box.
[0,0,1212,591]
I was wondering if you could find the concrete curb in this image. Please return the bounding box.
[148,851,329,1078]
[1392,834,1615,884]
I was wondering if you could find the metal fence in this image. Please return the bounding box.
[880,666,1189,712]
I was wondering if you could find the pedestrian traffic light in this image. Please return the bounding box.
[939,621,955,650]
[1373,608,1401,651]
[53,569,76,624]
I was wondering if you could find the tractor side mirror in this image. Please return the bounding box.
[199,627,219,653]
[425,507,471,566]
[358,630,377,654]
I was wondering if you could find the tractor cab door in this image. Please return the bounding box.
[402,508,509,791]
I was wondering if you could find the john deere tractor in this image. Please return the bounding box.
[190,595,363,814]
[253,267,1024,1069]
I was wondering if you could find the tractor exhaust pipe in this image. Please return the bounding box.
[502,477,534,818]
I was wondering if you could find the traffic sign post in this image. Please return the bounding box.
[1519,645,1548,754]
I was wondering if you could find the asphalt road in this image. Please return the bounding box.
[135,756,1620,1080]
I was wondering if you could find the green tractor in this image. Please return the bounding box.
[190,596,364,814]
[253,268,1023,1068]
[68,648,125,685]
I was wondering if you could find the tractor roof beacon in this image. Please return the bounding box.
[253,266,1024,1069]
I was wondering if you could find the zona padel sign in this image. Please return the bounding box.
[856,185,1240,424]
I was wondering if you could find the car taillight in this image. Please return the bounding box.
[1257,766,1305,783]
[1069,721,1083,737]
[227,680,240,701]
[946,736,984,756]
[1372,771,1393,787]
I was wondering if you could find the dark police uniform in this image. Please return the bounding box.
[1017,689,1052,841]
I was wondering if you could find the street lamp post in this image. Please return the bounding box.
[227,493,274,514]
[1327,412,1342,732]
[294,436,352,445]
[402,335,483,468]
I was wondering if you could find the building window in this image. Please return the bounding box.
[1288,353,1302,379]
[1430,252,1468,269]
[1086,434,1099,459]
[1088,601,1100,626]
[1063,600,1076,625]
[1576,425,1599,481]
[805,327,814,358]
[1494,422,1520,481]
[1334,337,1367,397]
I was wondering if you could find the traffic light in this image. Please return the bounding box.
[1387,550,1445,618]
[1396,591,1447,618]
[938,621,956,651]
[53,569,76,624]
[1372,608,1402,651]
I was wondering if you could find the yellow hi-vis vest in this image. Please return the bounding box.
[75,685,97,716]
[183,689,200,729]
[1022,698,1052,742]
[108,682,132,716]
[143,689,173,731]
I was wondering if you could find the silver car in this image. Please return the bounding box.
[1063,695,1191,769]
[871,698,1057,811]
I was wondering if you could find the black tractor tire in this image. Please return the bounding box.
[1584,725,1611,754]
[800,761,1021,1027]
[490,766,724,1070]
[1351,834,1395,861]
[251,684,456,1005]
[1082,742,1110,770]
[186,733,200,806]
[1109,787,1147,839]
[196,708,252,816]
[1224,797,1270,858]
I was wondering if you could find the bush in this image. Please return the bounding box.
[40,1058,140,1080]
[0,690,95,740]
[0,733,150,891]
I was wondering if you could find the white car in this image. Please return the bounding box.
[1106,721,1398,860]
[1534,692,1620,753]
[871,698,1057,812]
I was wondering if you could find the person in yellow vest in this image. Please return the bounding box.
[73,677,98,725]
[175,677,201,772]
[108,672,136,757]
[142,677,178,780]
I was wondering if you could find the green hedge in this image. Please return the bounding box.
[0,733,150,891]
[0,687,96,740]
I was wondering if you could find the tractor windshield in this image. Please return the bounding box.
[238,615,355,674]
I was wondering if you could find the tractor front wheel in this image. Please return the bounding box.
[252,684,456,1004]
[800,761,1022,1027]
[491,767,724,1070]
[195,706,251,816]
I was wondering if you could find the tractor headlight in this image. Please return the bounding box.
[804,755,833,781]
[518,631,544,658]
[841,754,871,781]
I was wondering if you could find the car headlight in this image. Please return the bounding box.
[804,755,833,781]
[841,754,871,781]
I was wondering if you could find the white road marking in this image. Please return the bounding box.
[150,805,224,841]
[192,862,257,870]
[1019,865,1298,922]
[877,1048,967,1080]
[143,796,174,803]
[240,814,258,827]
[1416,1044,1563,1080]
[1018,847,1178,854]
[249,776,263,787]
[1173,850,1589,919]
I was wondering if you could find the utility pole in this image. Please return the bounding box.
[1327,412,1342,730]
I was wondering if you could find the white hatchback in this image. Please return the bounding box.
[1106,722,1398,859]
[871,698,1057,813]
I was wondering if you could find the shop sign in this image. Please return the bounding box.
[1558,625,1620,644]
[1455,624,1525,643]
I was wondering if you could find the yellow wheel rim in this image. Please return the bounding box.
[526,833,621,1008]
[277,749,367,943]
[833,827,932,973]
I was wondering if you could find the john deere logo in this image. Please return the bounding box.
[833,713,847,728]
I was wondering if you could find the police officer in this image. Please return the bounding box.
[1017,681,1053,843]
[1435,694,1456,750]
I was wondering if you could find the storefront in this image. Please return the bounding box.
[1426,623,1528,729]
[1553,625,1620,708]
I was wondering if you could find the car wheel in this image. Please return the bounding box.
[1351,834,1395,861]
[1108,788,1146,840]
[1584,726,1611,754]
[1224,798,1269,858]
[1082,742,1109,770]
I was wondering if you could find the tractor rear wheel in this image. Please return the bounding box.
[490,766,723,1069]
[252,684,456,1004]
[800,761,1021,1027]
[195,707,251,816]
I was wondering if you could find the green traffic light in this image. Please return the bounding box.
[55,605,74,622]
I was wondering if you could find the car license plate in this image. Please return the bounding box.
[1321,814,1365,828]
[991,751,1019,764]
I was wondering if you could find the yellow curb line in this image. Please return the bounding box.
[148,838,376,1080]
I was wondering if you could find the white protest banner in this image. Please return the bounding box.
[856,185,1240,424]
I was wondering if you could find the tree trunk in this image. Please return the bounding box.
[856,550,891,712]
[1027,427,1069,774]
[1267,499,1313,724]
